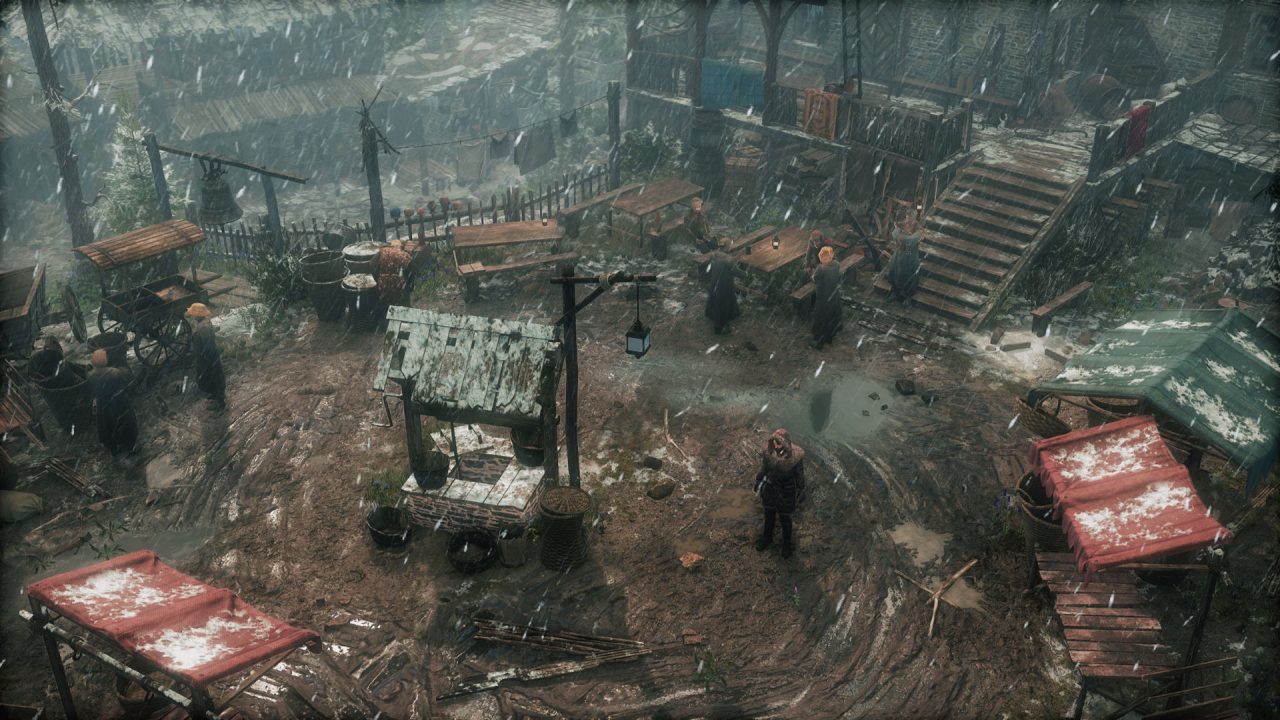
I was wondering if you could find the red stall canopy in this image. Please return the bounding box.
[26,550,318,689]
[1031,417,1231,574]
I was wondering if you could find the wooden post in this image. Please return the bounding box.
[624,0,640,88]
[261,175,284,256]
[362,119,386,242]
[755,0,802,126]
[1183,567,1220,668]
[855,0,863,98]
[607,81,622,191]
[560,263,581,488]
[30,599,79,720]
[690,0,711,105]
[21,0,94,248]
[142,131,172,220]
[558,0,577,113]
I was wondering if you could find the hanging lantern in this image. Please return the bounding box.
[196,160,243,226]
[624,283,650,358]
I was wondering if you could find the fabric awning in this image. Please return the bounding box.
[26,550,318,689]
[1031,417,1231,574]
[1034,309,1280,492]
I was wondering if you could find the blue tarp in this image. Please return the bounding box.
[699,59,763,111]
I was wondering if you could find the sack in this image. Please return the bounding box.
[0,490,44,523]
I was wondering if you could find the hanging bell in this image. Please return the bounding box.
[197,161,243,226]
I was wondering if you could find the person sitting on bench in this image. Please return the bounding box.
[803,230,833,281]
[685,198,714,254]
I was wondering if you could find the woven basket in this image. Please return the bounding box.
[1014,397,1072,439]
[1016,473,1069,552]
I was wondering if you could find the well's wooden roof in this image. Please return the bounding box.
[73,220,205,270]
[375,307,561,427]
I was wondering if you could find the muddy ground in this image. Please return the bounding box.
[2,227,1276,719]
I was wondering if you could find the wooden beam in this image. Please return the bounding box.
[156,143,308,184]
[143,131,172,220]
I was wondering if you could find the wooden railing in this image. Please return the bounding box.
[201,165,611,265]
[1086,69,1218,181]
[842,95,972,166]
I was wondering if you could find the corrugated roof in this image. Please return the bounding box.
[375,307,561,427]
[73,220,205,271]
[1036,309,1280,488]
[1031,417,1230,574]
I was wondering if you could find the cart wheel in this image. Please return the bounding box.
[62,285,88,343]
[133,315,192,368]
[96,305,123,335]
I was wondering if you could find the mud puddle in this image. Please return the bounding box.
[941,576,986,611]
[145,454,185,490]
[888,521,951,567]
[706,488,758,521]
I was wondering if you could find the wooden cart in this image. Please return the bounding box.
[0,263,47,356]
[72,220,212,368]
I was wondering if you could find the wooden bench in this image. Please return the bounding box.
[1031,281,1093,336]
[690,226,777,278]
[789,251,866,313]
[557,183,644,238]
[456,251,579,302]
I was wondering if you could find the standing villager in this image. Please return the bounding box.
[186,303,226,411]
[887,214,923,302]
[89,349,138,455]
[686,197,714,253]
[754,428,805,558]
[810,246,843,349]
[803,230,833,280]
[704,238,741,335]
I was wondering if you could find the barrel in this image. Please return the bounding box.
[342,242,385,275]
[87,332,129,368]
[36,365,93,436]
[306,278,346,322]
[687,108,726,198]
[300,250,345,283]
[341,274,380,328]
[538,487,591,572]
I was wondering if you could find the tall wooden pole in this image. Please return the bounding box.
[855,0,863,98]
[624,0,640,88]
[142,132,172,220]
[362,119,385,242]
[690,0,711,105]
[261,175,284,255]
[560,263,581,488]
[607,81,622,191]
[755,0,801,126]
[558,0,577,113]
[840,0,848,88]
[21,0,94,248]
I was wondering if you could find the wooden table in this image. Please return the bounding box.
[609,178,703,255]
[449,219,563,250]
[739,226,809,274]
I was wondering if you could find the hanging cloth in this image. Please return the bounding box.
[489,132,514,160]
[455,140,488,184]
[514,122,556,175]
[1125,103,1152,159]
[559,110,578,137]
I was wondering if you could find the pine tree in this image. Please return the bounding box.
[96,93,162,237]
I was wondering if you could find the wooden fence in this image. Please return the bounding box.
[1086,69,1219,181]
[201,165,611,265]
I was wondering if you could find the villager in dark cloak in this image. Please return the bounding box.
[686,198,714,253]
[810,247,843,349]
[803,230,833,280]
[887,214,923,302]
[28,336,64,381]
[755,428,805,558]
[704,242,740,335]
[186,304,226,411]
[89,350,138,455]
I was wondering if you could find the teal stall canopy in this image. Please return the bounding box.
[699,59,764,111]
[1035,310,1279,492]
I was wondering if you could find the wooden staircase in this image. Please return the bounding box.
[876,157,1083,328]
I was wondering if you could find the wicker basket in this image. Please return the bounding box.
[1016,473,1069,552]
[1014,397,1072,439]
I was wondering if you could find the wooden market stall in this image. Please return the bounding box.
[0,263,47,356]
[22,550,319,719]
[373,307,564,539]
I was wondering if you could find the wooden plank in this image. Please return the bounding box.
[1142,696,1236,720]
[961,166,1069,199]
[1064,628,1163,643]
[919,244,1011,282]
[1056,593,1150,609]
[921,233,1021,266]
[1059,613,1161,630]
[970,160,1074,190]
[1067,641,1173,653]
[1031,281,1093,336]
[609,178,703,217]
[1039,569,1139,584]
[1147,679,1238,702]
[1047,580,1142,595]
[948,193,1049,226]
[1079,664,1158,679]
[1055,605,1158,619]
[931,205,1038,241]
[1068,650,1179,667]
[467,252,579,276]
[1141,656,1239,679]
[451,220,563,249]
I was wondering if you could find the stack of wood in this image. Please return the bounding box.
[777,147,837,197]
[723,145,763,202]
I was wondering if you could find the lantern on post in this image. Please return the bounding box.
[625,282,650,358]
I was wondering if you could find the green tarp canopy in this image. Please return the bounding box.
[1034,310,1279,492]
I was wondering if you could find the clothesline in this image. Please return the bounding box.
[394,94,607,151]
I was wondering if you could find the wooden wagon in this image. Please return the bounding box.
[0,263,47,356]
[72,221,212,368]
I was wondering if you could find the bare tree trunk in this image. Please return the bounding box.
[21,0,94,248]
[558,0,577,112]
[624,0,640,88]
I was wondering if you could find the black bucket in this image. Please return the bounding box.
[87,332,129,368]
[447,528,498,574]
[37,365,93,436]
[411,449,450,490]
[301,250,346,283]
[366,506,412,548]
[1017,473,1069,553]
[342,274,380,328]
[511,426,545,467]
[305,278,346,322]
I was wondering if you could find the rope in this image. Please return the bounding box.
[394,94,607,151]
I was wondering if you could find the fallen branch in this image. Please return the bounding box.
[894,558,979,638]
[663,409,691,463]
[438,647,651,701]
